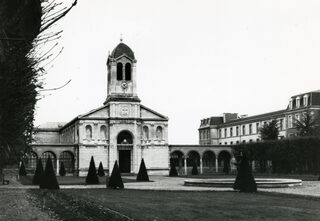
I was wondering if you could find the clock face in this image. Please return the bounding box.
[121,81,128,89]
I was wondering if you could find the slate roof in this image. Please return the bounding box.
[110,42,135,59]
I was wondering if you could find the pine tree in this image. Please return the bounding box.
[107,161,124,189]
[59,162,66,176]
[32,158,44,185]
[169,162,178,177]
[136,158,149,181]
[191,161,198,175]
[40,156,59,189]
[97,162,105,177]
[19,161,27,176]
[233,154,257,192]
[86,156,99,184]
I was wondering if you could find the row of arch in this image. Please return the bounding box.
[85,125,107,139]
[170,150,232,173]
[142,126,163,140]
[25,151,75,173]
[117,62,131,81]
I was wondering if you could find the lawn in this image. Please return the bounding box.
[29,189,320,221]
[19,175,140,185]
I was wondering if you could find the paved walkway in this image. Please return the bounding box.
[2,173,320,198]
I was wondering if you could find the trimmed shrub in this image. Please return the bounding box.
[19,161,27,176]
[40,156,59,189]
[86,156,99,184]
[191,161,198,175]
[32,159,44,185]
[59,162,66,176]
[97,162,105,177]
[169,162,178,177]
[233,154,257,192]
[136,158,149,181]
[107,160,124,189]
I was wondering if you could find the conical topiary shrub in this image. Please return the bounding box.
[136,158,149,181]
[86,156,99,184]
[169,162,178,177]
[59,162,66,176]
[107,161,124,189]
[32,159,44,185]
[40,156,59,189]
[191,161,198,175]
[233,154,257,192]
[19,161,27,176]
[97,162,105,177]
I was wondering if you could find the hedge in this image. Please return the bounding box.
[232,137,320,174]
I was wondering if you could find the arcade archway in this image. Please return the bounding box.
[117,131,133,173]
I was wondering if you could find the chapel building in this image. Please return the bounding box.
[30,42,169,176]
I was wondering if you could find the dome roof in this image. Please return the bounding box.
[110,42,135,59]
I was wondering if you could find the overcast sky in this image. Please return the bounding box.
[35,0,320,144]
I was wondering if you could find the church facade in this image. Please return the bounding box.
[30,42,169,176]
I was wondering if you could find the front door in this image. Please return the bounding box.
[119,150,131,173]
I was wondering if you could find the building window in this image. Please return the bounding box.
[156,126,163,140]
[242,125,246,135]
[295,114,300,125]
[230,127,233,137]
[100,125,107,139]
[230,141,233,145]
[289,98,293,109]
[296,97,300,108]
[219,129,222,138]
[257,138,260,142]
[224,128,227,138]
[242,140,246,143]
[288,115,293,128]
[256,123,259,133]
[85,125,92,139]
[236,126,239,136]
[143,126,149,140]
[207,130,210,139]
[236,141,239,144]
[303,95,309,106]
[249,139,253,143]
[249,124,252,134]
[117,63,123,80]
[224,142,227,145]
[125,63,131,80]
[279,119,283,131]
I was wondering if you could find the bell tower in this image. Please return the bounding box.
[104,41,140,104]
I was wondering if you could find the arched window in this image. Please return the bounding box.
[156,126,163,140]
[26,151,38,169]
[125,63,131,80]
[85,125,92,139]
[117,63,123,80]
[100,125,107,139]
[59,151,75,173]
[143,126,149,140]
[41,151,57,171]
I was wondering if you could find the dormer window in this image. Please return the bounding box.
[117,63,123,80]
[289,98,293,109]
[296,97,300,108]
[303,94,309,106]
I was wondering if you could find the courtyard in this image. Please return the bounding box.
[1,170,320,221]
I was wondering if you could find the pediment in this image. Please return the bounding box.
[80,105,109,118]
[140,104,168,120]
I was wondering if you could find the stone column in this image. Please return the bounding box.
[200,158,203,174]
[184,157,187,175]
[56,158,60,175]
[215,158,218,173]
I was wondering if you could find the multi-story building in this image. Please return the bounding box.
[199,90,320,145]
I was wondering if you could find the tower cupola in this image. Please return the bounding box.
[105,41,139,104]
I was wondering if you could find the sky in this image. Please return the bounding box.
[35,0,320,144]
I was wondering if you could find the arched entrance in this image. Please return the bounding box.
[117,131,133,173]
[59,151,75,173]
[218,151,231,173]
[41,151,57,172]
[170,151,184,169]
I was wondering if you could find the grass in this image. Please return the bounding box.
[28,188,320,221]
[19,175,139,185]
